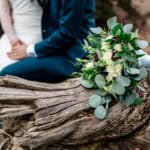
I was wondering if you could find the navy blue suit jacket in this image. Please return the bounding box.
[0,0,96,82]
[35,0,95,61]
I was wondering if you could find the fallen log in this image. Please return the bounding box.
[0,75,149,150]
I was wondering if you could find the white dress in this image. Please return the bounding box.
[0,0,42,70]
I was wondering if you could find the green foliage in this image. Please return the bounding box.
[89,95,101,108]
[94,105,107,119]
[76,17,148,119]
[124,94,137,107]
[80,78,94,88]
[135,97,143,106]
[95,75,106,89]
[123,24,133,33]
[109,82,125,95]
[136,40,149,49]
[107,17,117,29]
[135,67,148,81]
[90,27,103,34]
[116,76,131,87]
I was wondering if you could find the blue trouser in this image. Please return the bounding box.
[0,55,78,82]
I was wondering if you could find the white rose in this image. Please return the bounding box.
[114,64,122,75]
[85,62,94,70]
[101,41,111,50]
[114,44,122,52]
[107,72,116,81]
[107,60,114,65]
[103,51,113,62]
[106,64,122,81]
[106,65,116,81]
[106,65,114,73]
[106,35,114,40]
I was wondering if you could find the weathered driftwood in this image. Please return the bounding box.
[0,75,149,150]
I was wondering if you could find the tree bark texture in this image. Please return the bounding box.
[0,75,149,150]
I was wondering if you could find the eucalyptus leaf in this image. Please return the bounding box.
[89,94,101,108]
[83,39,89,47]
[131,29,139,39]
[80,78,94,88]
[98,97,106,105]
[116,76,131,87]
[136,40,149,49]
[135,49,146,55]
[90,27,103,34]
[96,89,107,96]
[105,100,110,111]
[99,96,111,105]
[135,67,148,81]
[127,68,140,75]
[94,105,107,119]
[125,94,136,107]
[107,17,117,29]
[124,55,137,63]
[105,95,112,103]
[109,82,125,95]
[123,24,133,33]
[95,74,106,89]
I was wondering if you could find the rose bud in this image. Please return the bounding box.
[112,49,117,61]
[93,52,99,61]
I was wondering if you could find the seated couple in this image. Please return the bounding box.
[0,0,95,82]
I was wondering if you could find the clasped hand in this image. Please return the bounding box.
[7,39,28,60]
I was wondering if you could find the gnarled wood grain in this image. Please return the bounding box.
[0,75,149,150]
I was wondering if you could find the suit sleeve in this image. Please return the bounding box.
[35,0,85,57]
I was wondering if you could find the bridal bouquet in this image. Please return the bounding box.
[77,17,148,119]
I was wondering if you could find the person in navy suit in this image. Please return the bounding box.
[0,0,95,82]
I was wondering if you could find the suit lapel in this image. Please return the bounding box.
[38,0,49,7]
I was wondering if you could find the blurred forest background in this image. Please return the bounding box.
[96,0,150,52]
